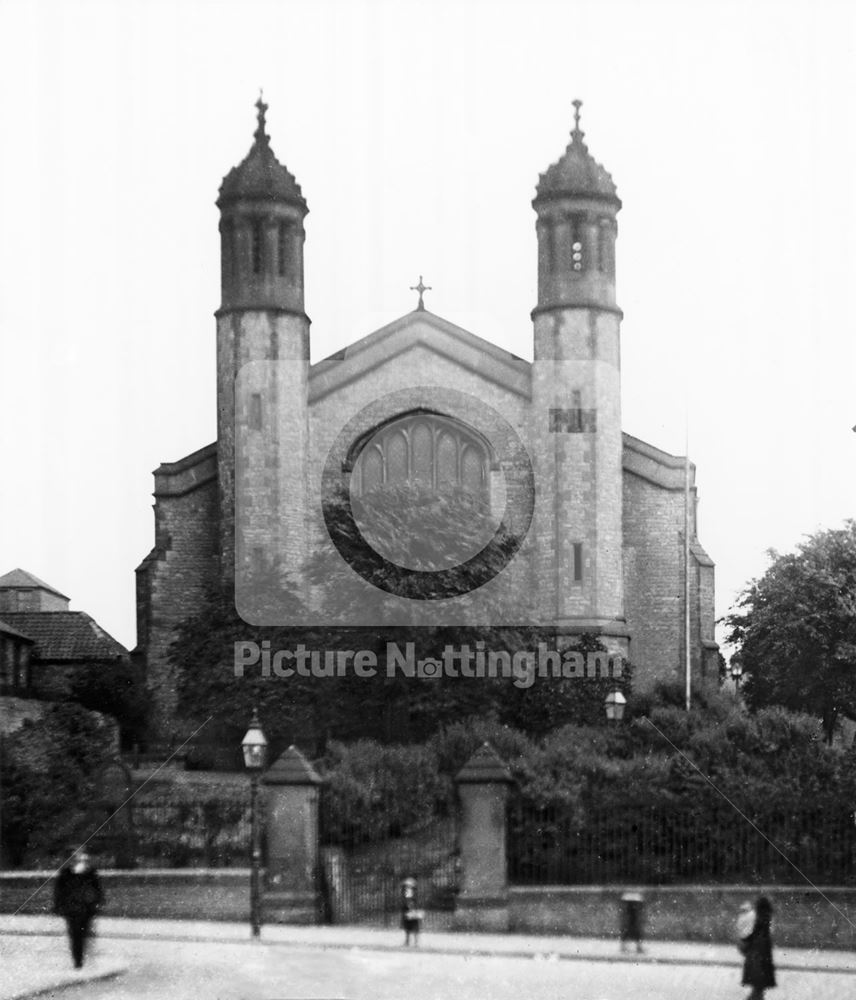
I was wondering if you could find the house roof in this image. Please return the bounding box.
[0,568,69,599]
[0,618,35,643]
[0,612,128,662]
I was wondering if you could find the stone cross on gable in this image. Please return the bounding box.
[410,275,432,311]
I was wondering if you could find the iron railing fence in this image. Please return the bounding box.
[508,799,856,885]
[318,786,460,926]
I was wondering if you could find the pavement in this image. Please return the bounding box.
[1,914,853,1000]
[0,934,125,1000]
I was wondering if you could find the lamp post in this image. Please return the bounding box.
[730,655,744,694]
[604,690,627,726]
[241,707,268,939]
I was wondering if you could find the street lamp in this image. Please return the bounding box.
[604,690,626,725]
[730,655,744,693]
[241,707,268,939]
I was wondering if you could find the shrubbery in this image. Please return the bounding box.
[318,740,446,845]
[133,788,250,867]
[1,704,116,866]
[69,659,151,750]
[316,690,856,851]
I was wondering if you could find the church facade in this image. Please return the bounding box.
[135,100,718,737]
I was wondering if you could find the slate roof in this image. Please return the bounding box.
[0,612,128,661]
[218,98,305,209]
[535,104,619,204]
[0,568,69,599]
[0,618,35,643]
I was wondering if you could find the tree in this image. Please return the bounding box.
[724,521,856,743]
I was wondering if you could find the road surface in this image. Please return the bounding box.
[5,933,853,1000]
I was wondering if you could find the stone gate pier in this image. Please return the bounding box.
[262,745,323,923]
[454,741,512,931]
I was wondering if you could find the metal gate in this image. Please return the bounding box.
[319,791,460,928]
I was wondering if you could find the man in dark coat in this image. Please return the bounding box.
[741,895,776,999]
[53,850,104,968]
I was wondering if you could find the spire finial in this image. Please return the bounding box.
[571,98,585,142]
[409,275,432,311]
[254,89,269,145]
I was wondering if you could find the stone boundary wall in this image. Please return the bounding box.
[509,885,856,951]
[2,873,854,950]
[0,870,250,922]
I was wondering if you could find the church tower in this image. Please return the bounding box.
[531,102,627,652]
[216,97,310,595]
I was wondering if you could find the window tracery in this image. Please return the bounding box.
[351,412,490,496]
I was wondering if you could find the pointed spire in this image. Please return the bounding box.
[534,99,618,203]
[571,98,586,146]
[254,89,270,146]
[218,94,306,209]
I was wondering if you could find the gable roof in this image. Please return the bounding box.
[309,309,531,404]
[0,612,128,661]
[0,568,69,599]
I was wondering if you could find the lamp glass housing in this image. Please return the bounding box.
[241,717,268,770]
[604,690,627,722]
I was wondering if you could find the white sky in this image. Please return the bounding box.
[0,0,854,652]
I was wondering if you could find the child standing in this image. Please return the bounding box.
[401,876,423,947]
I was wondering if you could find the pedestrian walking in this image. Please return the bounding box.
[736,900,755,948]
[53,850,104,969]
[401,876,423,947]
[619,891,645,953]
[741,895,776,999]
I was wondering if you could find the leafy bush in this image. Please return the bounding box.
[70,659,151,749]
[133,790,250,867]
[427,716,535,779]
[1,704,116,866]
[319,740,446,846]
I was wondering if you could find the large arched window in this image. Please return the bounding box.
[351,412,491,496]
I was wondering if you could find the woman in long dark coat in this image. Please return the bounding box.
[742,896,776,999]
[53,851,104,968]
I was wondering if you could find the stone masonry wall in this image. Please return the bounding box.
[218,309,309,591]
[532,308,623,629]
[140,307,718,732]
[306,332,533,624]
[509,885,856,950]
[623,471,683,685]
[137,473,219,738]
[623,467,713,689]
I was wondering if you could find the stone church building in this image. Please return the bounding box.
[135,99,718,737]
